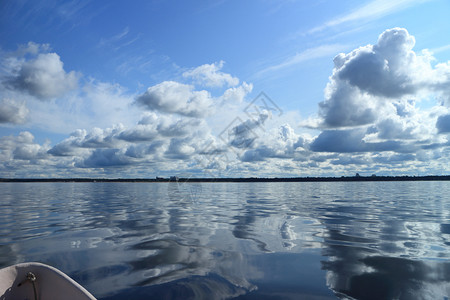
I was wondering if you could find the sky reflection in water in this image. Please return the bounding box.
[0,181,449,299]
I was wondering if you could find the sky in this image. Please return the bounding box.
[1,0,450,178]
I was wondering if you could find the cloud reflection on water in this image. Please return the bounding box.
[316,182,450,300]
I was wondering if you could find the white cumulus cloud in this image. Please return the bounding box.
[182,61,239,88]
[0,131,49,162]
[317,28,431,128]
[135,81,214,118]
[0,98,28,124]
[6,52,79,100]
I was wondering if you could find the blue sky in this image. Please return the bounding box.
[1,0,450,178]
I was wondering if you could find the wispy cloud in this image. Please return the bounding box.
[112,26,130,41]
[98,26,128,46]
[307,0,433,35]
[98,26,139,50]
[256,44,347,77]
[430,44,450,54]
[0,0,99,35]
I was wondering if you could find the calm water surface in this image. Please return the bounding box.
[1,181,450,299]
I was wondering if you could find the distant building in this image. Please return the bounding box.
[169,176,179,181]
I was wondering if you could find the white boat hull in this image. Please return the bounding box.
[0,262,96,300]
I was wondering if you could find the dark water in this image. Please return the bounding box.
[1,181,450,299]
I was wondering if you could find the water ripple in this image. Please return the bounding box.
[1,181,449,299]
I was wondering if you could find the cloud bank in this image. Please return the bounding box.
[1,28,450,178]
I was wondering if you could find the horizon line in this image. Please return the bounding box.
[1,175,450,183]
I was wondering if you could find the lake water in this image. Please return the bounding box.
[1,181,450,299]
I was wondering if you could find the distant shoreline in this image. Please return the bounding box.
[1,175,450,183]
